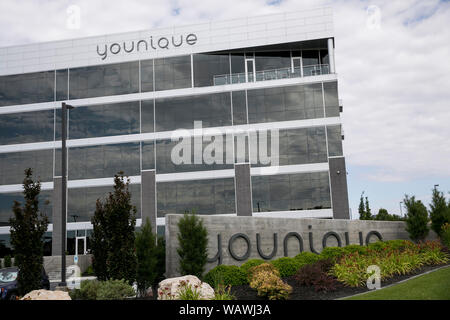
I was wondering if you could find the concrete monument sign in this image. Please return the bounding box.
[165,214,437,277]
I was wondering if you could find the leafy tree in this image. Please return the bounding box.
[374,208,404,221]
[404,195,429,242]
[429,187,450,236]
[358,192,372,220]
[9,169,49,295]
[365,197,372,219]
[177,212,208,278]
[135,218,157,296]
[90,172,137,284]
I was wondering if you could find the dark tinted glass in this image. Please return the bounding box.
[231,53,245,74]
[0,234,13,255]
[0,71,55,107]
[155,135,233,174]
[157,178,235,217]
[140,59,154,92]
[0,149,53,185]
[327,125,343,157]
[251,127,327,167]
[193,53,230,87]
[0,190,53,226]
[142,140,155,170]
[141,99,154,133]
[155,92,231,132]
[232,91,247,125]
[252,172,331,212]
[247,83,324,124]
[255,51,291,71]
[68,184,141,222]
[68,142,140,180]
[0,109,54,145]
[68,101,140,139]
[69,62,139,99]
[56,69,68,101]
[323,81,339,117]
[320,50,329,65]
[302,50,320,66]
[154,55,191,91]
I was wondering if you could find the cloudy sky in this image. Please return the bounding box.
[1,0,449,218]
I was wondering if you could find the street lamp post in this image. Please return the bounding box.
[399,201,403,217]
[59,102,74,288]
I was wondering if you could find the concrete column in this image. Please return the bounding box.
[234,163,252,216]
[51,177,63,256]
[327,38,336,74]
[329,157,350,219]
[141,170,157,234]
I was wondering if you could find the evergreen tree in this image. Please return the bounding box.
[9,169,49,295]
[365,196,372,220]
[91,199,108,281]
[135,218,157,296]
[404,195,429,242]
[358,192,367,220]
[90,172,137,284]
[177,212,208,278]
[429,187,450,236]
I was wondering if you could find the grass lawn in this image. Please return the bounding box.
[346,266,450,300]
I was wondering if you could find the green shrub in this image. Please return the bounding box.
[213,284,235,300]
[404,195,429,242]
[97,279,136,300]
[203,265,247,287]
[320,247,346,261]
[249,263,292,300]
[248,263,279,279]
[82,265,95,276]
[441,223,450,248]
[71,280,101,300]
[294,252,321,267]
[135,218,158,296]
[270,257,301,278]
[3,255,12,268]
[240,259,265,276]
[177,212,208,278]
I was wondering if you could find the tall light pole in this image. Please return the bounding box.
[59,102,74,288]
[399,201,403,217]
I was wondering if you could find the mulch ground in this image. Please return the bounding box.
[230,263,450,300]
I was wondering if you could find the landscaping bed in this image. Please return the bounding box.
[230,263,450,300]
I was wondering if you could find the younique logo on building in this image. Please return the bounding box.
[96,33,198,60]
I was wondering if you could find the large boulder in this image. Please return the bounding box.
[157,275,214,300]
[21,289,71,300]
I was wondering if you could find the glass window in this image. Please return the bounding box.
[155,92,231,132]
[251,127,327,167]
[56,69,68,101]
[68,142,140,180]
[155,135,233,174]
[255,51,291,71]
[69,62,139,99]
[327,125,343,157]
[0,71,55,107]
[230,53,245,84]
[157,178,235,217]
[302,50,320,66]
[320,50,329,65]
[247,83,324,124]
[43,231,52,256]
[232,91,247,125]
[141,140,154,170]
[0,149,53,185]
[193,53,230,87]
[252,172,331,212]
[323,81,339,117]
[0,190,53,226]
[0,234,13,256]
[0,110,54,145]
[68,101,140,139]
[141,99,154,133]
[68,184,141,223]
[140,59,154,92]
[154,55,191,91]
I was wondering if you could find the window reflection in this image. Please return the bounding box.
[154,55,191,91]
[0,71,55,107]
[323,81,339,117]
[326,125,343,157]
[193,53,230,87]
[0,150,53,185]
[157,178,235,217]
[252,172,331,212]
[68,142,140,180]
[0,110,54,145]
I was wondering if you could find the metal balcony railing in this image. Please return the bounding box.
[213,64,330,86]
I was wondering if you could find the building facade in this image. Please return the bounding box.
[0,6,349,257]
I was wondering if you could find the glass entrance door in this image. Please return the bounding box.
[75,236,86,255]
[245,58,255,82]
[291,57,302,77]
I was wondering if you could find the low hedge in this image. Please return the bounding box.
[203,265,247,288]
[269,257,301,278]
